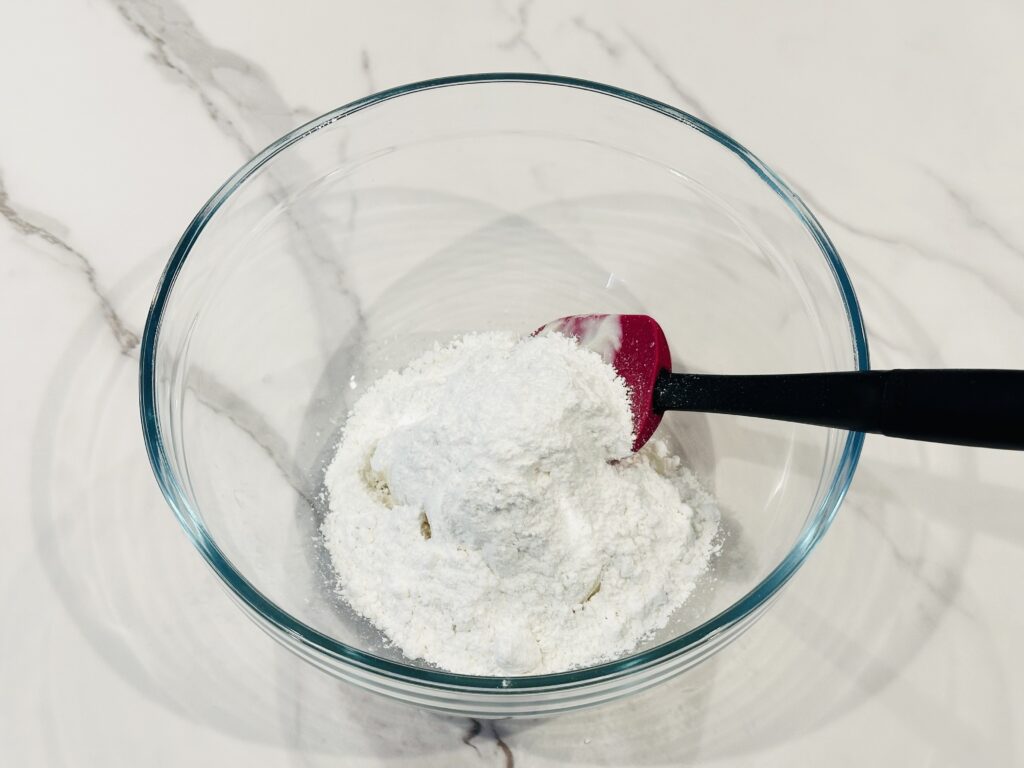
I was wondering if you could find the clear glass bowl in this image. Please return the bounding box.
[140,73,867,717]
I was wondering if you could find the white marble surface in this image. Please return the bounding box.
[3,0,1024,764]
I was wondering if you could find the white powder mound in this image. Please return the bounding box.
[322,331,720,676]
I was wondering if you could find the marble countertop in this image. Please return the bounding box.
[3,1,1023,765]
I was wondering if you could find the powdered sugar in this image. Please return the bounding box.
[322,331,720,675]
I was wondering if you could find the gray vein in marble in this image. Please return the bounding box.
[922,167,1024,258]
[5,173,312,515]
[111,0,255,156]
[853,268,943,364]
[463,718,514,767]
[461,719,483,755]
[0,173,140,355]
[111,0,322,155]
[795,181,1024,325]
[794,185,906,248]
[3,150,307,508]
[795,187,942,363]
[360,48,376,93]
[848,503,971,620]
[619,29,713,120]
[492,722,514,768]
[112,0,365,361]
[188,371,315,508]
[290,105,318,123]
[108,1,366,522]
[498,0,547,69]
[571,16,621,58]
[26,303,317,740]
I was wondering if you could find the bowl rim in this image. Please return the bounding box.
[139,72,869,691]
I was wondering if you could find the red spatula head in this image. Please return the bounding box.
[535,314,671,451]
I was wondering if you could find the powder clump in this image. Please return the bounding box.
[323,331,719,675]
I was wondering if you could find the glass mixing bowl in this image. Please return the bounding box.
[140,73,867,717]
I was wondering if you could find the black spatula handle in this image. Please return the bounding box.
[652,369,1024,450]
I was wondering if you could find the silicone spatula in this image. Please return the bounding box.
[537,313,1024,452]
